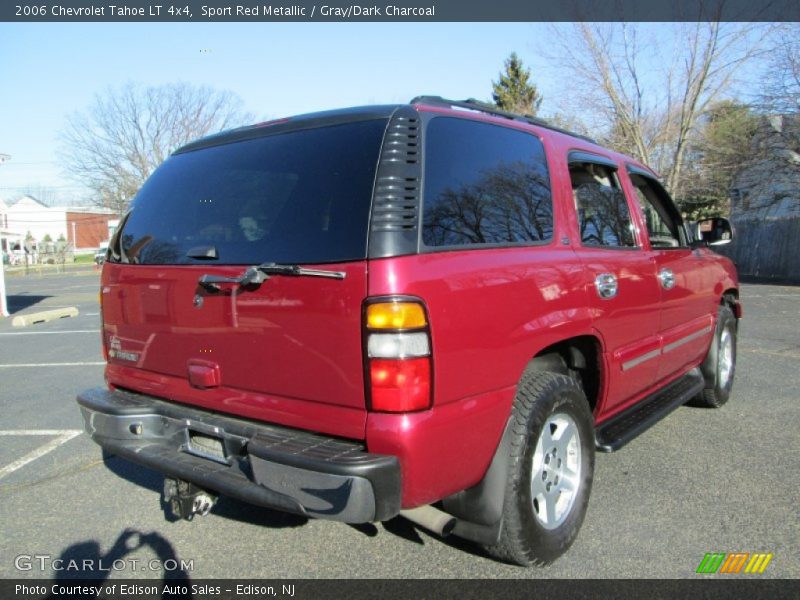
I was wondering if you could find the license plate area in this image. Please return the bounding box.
[183,421,243,465]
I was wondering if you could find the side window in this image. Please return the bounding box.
[570,162,636,248]
[422,117,553,247]
[630,174,686,248]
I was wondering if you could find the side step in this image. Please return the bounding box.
[595,368,705,452]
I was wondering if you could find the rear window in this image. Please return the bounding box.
[422,117,553,248]
[112,119,388,265]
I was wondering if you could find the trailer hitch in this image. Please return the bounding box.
[163,478,218,521]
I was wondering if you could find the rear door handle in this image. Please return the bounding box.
[658,268,676,289]
[595,273,618,299]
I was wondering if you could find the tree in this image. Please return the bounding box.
[544,22,770,198]
[758,24,800,114]
[680,101,759,219]
[60,82,254,215]
[21,185,60,206]
[492,53,543,116]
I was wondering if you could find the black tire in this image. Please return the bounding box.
[485,371,595,566]
[692,304,737,408]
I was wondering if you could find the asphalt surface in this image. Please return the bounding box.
[0,270,798,580]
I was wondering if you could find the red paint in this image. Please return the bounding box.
[102,261,369,439]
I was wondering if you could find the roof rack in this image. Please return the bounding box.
[409,95,596,144]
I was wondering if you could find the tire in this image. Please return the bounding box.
[692,304,737,408]
[486,371,595,566]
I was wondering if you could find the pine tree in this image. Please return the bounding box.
[492,53,543,116]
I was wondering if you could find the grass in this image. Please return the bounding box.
[73,254,95,264]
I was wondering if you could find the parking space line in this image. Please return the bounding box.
[0,330,98,336]
[0,430,83,436]
[0,430,82,480]
[0,362,105,368]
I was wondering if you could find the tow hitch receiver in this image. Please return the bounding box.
[163,478,218,521]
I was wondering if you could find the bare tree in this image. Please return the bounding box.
[757,23,800,114]
[60,82,254,215]
[20,184,61,206]
[545,21,770,197]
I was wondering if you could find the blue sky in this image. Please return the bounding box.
[0,23,551,202]
[0,22,765,204]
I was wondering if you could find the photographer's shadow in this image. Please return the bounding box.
[51,529,191,598]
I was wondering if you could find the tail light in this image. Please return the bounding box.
[364,299,432,412]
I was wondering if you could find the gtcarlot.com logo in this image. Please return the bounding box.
[696,552,774,574]
[15,554,194,573]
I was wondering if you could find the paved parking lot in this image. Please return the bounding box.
[0,270,798,579]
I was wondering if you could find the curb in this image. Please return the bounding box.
[11,307,80,328]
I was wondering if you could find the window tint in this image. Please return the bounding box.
[422,118,552,247]
[571,163,636,248]
[113,119,387,265]
[630,174,685,248]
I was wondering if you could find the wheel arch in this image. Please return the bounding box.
[443,334,603,539]
[522,335,603,414]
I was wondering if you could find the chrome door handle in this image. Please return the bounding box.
[595,273,618,299]
[658,268,676,289]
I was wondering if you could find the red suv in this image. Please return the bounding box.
[78,97,740,565]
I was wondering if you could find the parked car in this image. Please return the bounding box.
[94,244,109,265]
[77,97,740,566]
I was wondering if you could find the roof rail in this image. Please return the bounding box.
[409,95,596,144]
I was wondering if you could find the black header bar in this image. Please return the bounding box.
[2,0,799,22]
[4,578,800,600]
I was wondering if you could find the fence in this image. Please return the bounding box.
[716,218,800,283]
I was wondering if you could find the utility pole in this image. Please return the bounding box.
[0,153,10,317]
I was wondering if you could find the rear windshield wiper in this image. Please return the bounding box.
[198,262,345,291]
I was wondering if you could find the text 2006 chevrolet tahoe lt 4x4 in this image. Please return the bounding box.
[78,96,740,565]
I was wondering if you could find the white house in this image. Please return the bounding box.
[5,195,117,252]
[5,195,68,243]
[0,198,24,256]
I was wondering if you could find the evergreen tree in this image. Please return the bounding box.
[678,101,758,219]
[492,53,543,116]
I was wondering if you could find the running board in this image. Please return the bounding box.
[595,368,705,452]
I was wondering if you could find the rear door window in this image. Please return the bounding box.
[422,117,553,248]
[570,162,636,248]
[113,119,388,265]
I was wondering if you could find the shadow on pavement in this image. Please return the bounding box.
[101,453,308,530]
[45,529,193,599]
[6,294,52,313]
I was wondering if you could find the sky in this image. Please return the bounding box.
[0,22,767,205]
[0,22,555,203]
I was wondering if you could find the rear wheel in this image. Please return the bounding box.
[486,371,594,566]
[692,304,737,408]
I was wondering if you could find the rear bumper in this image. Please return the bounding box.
[77,387,401,523]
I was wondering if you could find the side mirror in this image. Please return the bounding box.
[693,217,733,246]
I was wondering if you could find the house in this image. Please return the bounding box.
[5,195,117,253]
[722,115,800,282]
[0,198,24,259]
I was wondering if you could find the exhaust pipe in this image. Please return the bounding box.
[400,505,457,537]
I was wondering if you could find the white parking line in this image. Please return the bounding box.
[0,430,82,480]
[0,430,84,436]
[0,362,105,368]
[0,330,98,336]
